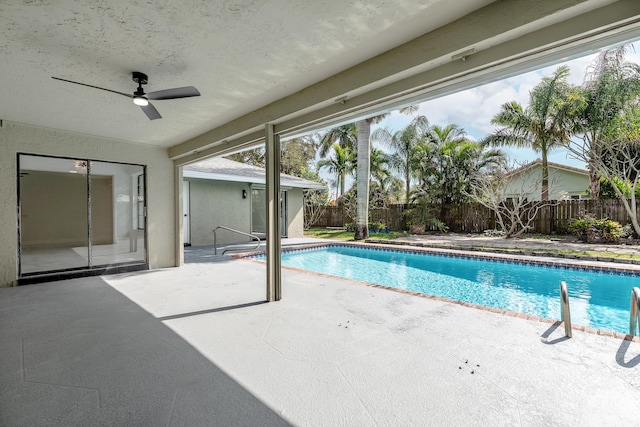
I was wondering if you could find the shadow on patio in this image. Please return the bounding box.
[0,277,291,426]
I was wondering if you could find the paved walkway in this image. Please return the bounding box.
[370,233,640,261]
[1,241,640,426]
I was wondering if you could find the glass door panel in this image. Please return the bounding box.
[251,188,266,237]
[280,191,287,238]
[88,161,146,267]
[19,155,89,274]
[251,188,287,238]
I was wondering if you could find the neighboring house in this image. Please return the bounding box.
[504,159,590,201]
[182,157,324,247]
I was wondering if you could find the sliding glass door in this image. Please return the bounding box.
[18,154,146,276]
[251,188,287,238]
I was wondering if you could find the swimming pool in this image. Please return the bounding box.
[252,244,640,335]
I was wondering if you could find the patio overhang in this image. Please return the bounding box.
[169,0,640,165]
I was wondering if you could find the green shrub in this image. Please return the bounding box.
[368,221,386,232]
[569,216,623,243]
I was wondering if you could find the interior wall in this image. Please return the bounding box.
[20,171,89,247]
[0,122,176,286]
[91,175,114,245]
[21,172,114,247]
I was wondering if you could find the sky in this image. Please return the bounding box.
[372,40,640,170]
[312,40,640,195]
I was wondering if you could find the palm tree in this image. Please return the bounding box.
[317,143,354,200]
[369,148,391,187]
[484,66,579,201]
[372,115,430,206]
[354,106,420,239]
[318,124,357,157]
[322,107,418,239]
[354,115,387,239]
[412,124,505,204]
[571,45,640,199]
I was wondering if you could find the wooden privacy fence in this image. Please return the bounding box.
[312,200,639,234]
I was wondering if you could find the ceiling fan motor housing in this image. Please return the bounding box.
[132,71,148,85]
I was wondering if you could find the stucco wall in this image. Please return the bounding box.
[185,179,306,246]
[186,178,251,246]
[287,188,304,238]
[0,122,176,286]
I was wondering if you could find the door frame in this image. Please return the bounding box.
[183,180,191,246]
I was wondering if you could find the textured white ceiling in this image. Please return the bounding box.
[0,0,495,147]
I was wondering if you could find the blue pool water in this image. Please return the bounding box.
[255,245,640,334]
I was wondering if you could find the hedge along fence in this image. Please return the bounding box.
[312,199,640,234]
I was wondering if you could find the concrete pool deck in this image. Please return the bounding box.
[1,240,640,425]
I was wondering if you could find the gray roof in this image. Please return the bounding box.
[183,157,325,190]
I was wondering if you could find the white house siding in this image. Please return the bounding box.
[0,122,176,287]
[504,165,589,201]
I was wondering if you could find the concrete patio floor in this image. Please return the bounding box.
[2,241,640,426]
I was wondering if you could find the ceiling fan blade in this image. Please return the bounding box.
[147,86,200,100]
[140,102,162,120]
[52,76,132,98]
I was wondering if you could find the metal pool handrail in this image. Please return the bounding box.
[560,281,572,338]
[213,226,261,255]
[630,287,640,337]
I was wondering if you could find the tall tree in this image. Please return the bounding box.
[280,136,319,176]
[568,45,640,199]
[484,66,580,200]
[369,148,391,187]
[372,115,430,207]
[354,106,420,239]
[412,124,505,204]
[318,124,357,157]
[354,116,387,239]
[317,143,355,199]
[225,135,319,178]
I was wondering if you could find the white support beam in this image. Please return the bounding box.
[265,124,281,302]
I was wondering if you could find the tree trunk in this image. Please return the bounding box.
[354,120,371,240]
[541,146,549,201]
[405,168,411,208]
[588,142,601,200]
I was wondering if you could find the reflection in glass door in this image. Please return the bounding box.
[251,188,287,238]
[19,157,89,273]
[18,154,146,276]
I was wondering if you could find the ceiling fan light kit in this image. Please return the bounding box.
[52,71,200,120]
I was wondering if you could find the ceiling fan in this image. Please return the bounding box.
[52,71,200,120]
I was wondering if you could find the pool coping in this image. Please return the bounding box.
[234,241,640,343]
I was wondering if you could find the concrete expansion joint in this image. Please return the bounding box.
[335,365,378,426]
[21,338,103,408]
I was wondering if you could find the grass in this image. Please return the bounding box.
[304,227,401,241]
